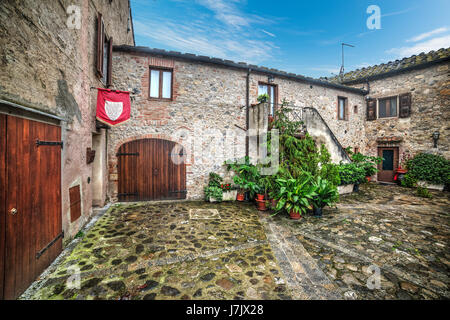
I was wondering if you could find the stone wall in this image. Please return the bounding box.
[0,0,134,238]
[109,50,367,200]
[349,62,450,168]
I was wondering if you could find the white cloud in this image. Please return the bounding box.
[387,35,450,57]
[261,29,276,37]
[406,27,449,42]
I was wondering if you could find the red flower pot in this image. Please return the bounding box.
[236,192,245,201]
[256,194,264,201]
[366,176,371,182]
[255,199,267,211]
[289,209,301,220]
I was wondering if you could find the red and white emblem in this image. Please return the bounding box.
[96,88,131,126]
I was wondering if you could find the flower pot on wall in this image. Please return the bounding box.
[222,190,237,201]
[338,184,354,195]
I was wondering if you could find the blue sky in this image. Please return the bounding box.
[131,0,450,78]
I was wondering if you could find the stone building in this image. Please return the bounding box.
[327,50,450,170]
[0,0,449,300]
[0,0,134,299]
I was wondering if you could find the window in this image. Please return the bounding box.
[258,83,277,115]
[149,68,173,100]
[96,13,113,86]
[354,105,358,114]
[378,96,397,118]
[338,97,347,120]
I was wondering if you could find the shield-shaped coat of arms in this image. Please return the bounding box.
[96,88,131,126]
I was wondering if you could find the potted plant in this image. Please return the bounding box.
[233,175,248,201]
[273,173,317,220]
[337,163,365,194]
[204,172,224,202]
[221,182,237,201]
[311,176,339,217]
[225,156,260,201]
[351,152,382,183]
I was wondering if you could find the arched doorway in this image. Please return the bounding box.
[117,139,186,201]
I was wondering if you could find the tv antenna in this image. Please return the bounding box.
[339,43,354,81]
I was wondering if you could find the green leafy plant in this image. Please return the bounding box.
[257,93,270,103]
[417,186,433,199]
[401,173,417,188]
[204,172,224,201]
[225,156,261,197]
[351,152,382,177]
[405,153,450,185]
[311,176,339,209]
[273,173,317,216]
[337,163,366,185]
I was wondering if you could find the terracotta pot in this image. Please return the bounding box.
[395,167,407,174]
[289,209,301,220]
[256,193,264,201]
[255,199,267,211]
[366,176,371,182]
[236,192,245,201]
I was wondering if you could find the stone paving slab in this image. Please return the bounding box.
[272,183,450,300]
[22,201,292,300]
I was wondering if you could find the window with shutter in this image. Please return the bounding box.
[366,98,376,120]
[96,13,104,77]
[399,92,412,118]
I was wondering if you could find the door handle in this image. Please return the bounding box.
[10,208,17,215]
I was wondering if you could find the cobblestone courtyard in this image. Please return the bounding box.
[22,184,449,300]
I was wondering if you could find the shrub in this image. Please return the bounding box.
[337,163,366,185]
[401,173,417,188]
[204,172,224,201]
[351,152,382,177]
[406,153,450,185]
[225,156,261,197]
[417,186,433,199]
[311,176,339,209]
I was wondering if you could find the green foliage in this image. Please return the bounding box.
[273,173,317,216]
[257,93,270,103]
[401,173,417,188]
[74,231,85,239]
[204,172,224,201]
[405,153,450,185]
[351,152,382,177]
[311,176,339,209]
[225,156,261,197]
[417,186,433,199]
[337,163,366,185]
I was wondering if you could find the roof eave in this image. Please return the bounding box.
[113,45,368,95]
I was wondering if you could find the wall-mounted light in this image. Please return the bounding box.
[432,131,440,148]
[268,75,274,83]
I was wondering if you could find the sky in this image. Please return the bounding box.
[130,0,450,78]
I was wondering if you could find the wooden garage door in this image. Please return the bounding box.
[0,114,62,300]
[117,139,186,201]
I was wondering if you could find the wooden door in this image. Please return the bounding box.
[117,139,186,201]
[1,115,62,300]
[377,147,399,183]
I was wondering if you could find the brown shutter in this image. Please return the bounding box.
[399,92,412,118]
[69,185,82,222]
[366,98,376,120]
[107,37,113,86]
[96,13,104,77]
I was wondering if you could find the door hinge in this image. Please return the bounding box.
[36,139,63,148]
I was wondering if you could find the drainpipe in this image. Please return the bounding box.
[245,68,251,157]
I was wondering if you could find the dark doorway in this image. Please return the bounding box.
[377,147,399,183]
